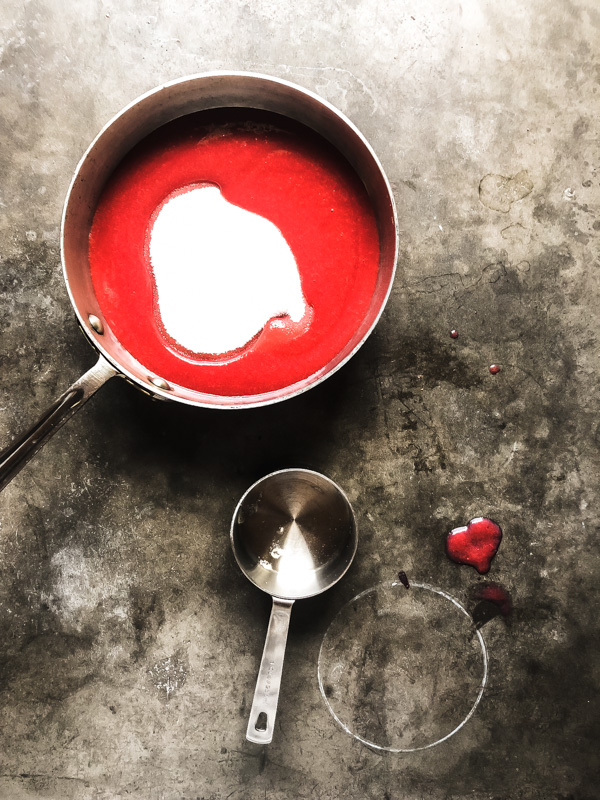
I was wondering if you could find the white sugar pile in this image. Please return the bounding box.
[149,185,307,355]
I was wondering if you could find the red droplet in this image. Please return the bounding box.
[489,364,501,374]
[445,517,503,574]
[473,582,512,616]
[450,329,459,339]
[397,570,410,589]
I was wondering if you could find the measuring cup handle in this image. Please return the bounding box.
[0,354,118,492]
[246,597,294,745]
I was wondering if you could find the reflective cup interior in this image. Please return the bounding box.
[230,468,358,600]
[61,72,398,408]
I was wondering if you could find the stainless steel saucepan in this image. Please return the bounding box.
[0,72,398,491]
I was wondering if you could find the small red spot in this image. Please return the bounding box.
[446,517,503,574]
[397,570,410,589]
[450,329,459,339]
[489,364,501,374]
[473,582,512,616]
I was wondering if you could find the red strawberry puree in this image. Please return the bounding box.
[88,109,380,397]
[445,517,503,574]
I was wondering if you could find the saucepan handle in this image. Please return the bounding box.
[0,354,118,492]
[246,597,295,745]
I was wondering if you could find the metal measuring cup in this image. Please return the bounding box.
[231,468,357,744]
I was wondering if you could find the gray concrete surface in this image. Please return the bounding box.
[0,0,599,797]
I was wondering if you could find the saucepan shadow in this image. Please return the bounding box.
[94,332,384,488]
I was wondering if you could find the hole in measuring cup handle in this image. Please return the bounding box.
[255,712,268,732]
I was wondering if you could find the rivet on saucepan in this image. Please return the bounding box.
[149,376,172,391]
[88,314,104,335]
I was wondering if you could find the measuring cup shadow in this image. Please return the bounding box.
[231,468,357,745]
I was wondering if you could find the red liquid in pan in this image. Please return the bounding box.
[88,109,381,398]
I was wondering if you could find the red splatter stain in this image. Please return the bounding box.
[397,570,410,589]
[445,517,503,574]
[473,582,512,616]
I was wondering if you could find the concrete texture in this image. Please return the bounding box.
[0,0,599,797]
